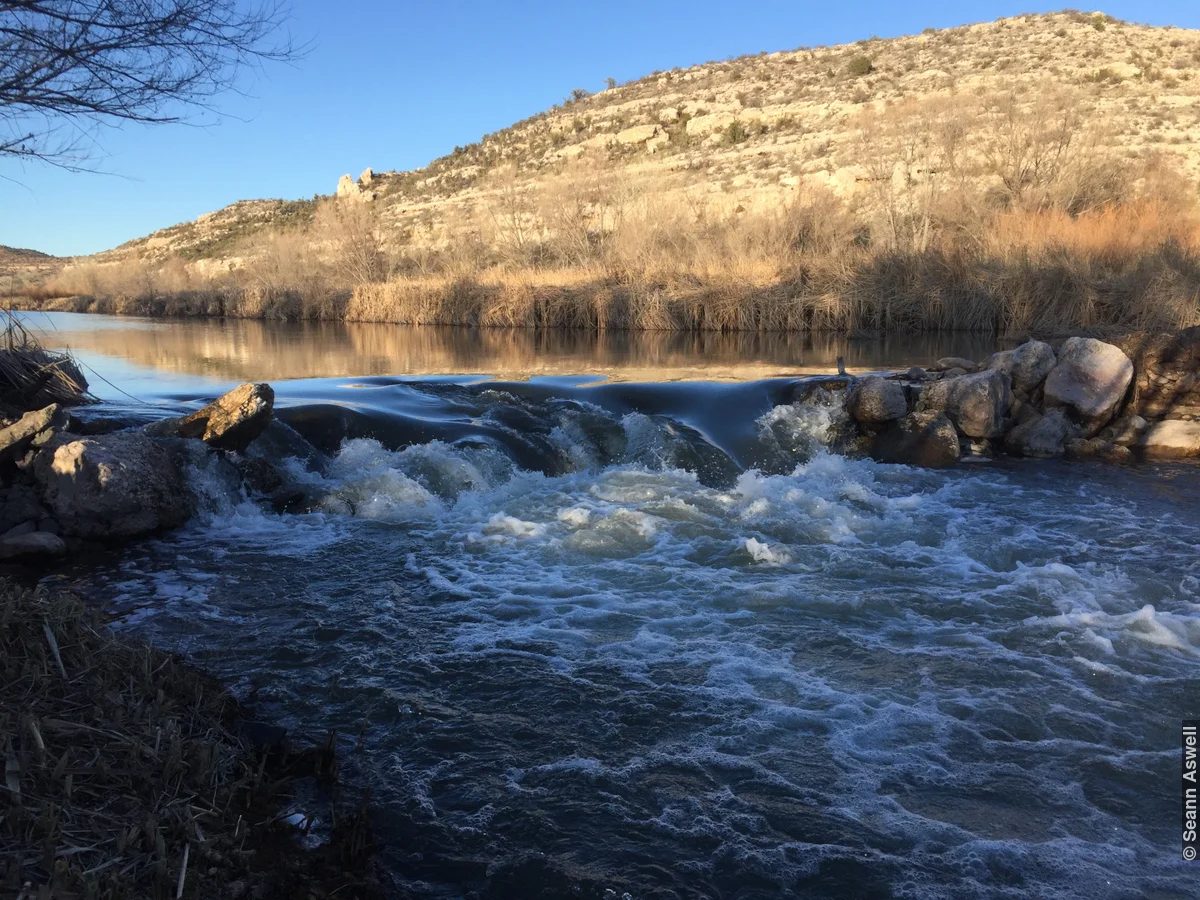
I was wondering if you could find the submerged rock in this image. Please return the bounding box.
[846,376,908,424]
[1043,338,1133,436]
[917,370,1012,439]
[34,432,194,539]
[869,410,960,468]
[984,340,1056,393]
[1004,409,1080,458]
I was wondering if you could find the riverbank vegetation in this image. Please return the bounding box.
[0,580,378,899]
[21,193,1200,336]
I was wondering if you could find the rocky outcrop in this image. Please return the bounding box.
[1120,327,1200,419]
[1003,408,1079,458]
[846,376,908,424]
[917,370,1012,439]
[151,383,275,453]
[869,411,960,468]
[984,340,1056,393]
[34,432,194,539]
[1138,420,1200,460]
[1043,337,1133,436]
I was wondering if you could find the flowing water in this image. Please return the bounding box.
[22,314,1200,899]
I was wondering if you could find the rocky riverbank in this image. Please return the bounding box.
[0,381,324,563]
[835,327,1200,468]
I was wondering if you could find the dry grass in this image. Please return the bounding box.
[0,317,94,415]
[0,581,378,899]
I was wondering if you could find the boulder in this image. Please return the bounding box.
[0,531,66,561]
[933,356,976,372]
[171,383,275,453]
[869,410,960,468]
[1003,408,1079,458]
[1043,337,1133,436]
[846,376,908,424]
[917,370,1012,439]
[0,404,67,465]
[906,367,929,381]
[34,432,195,539]
[984,340,1056,393]
[1138,420,1200,459]
[1064,438,1133,464]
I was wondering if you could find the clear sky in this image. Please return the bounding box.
[3,0,1197,257]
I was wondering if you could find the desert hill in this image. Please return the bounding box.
[101,10,1200,266]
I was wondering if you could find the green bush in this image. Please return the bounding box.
[846,56,874,77]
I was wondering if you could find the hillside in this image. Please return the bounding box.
[19,10,1200,335]
[102,10,1200,264]
[0,245,61,287]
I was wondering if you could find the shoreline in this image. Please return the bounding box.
[0,578,382,899]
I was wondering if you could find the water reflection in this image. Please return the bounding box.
[21,312,999,385]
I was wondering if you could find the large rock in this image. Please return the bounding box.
[933,356,976,372]
[0,404,67,465]
[1043,338,1133,436]
[1118,327,1200,419]
[1138,420,1200,459]
[984,340,1056,393]
[869,411,960,468]
[846,376,908,424]
[34,432,194,539]
[917,370,1012,439]
[173,383,274,453]
[1064,438,1133,465]
[1003,408,1079,458]
[0,531,66,561]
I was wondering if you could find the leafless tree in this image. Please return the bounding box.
[0,0,298,167]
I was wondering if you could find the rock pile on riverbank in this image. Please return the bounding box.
[0,382,291,562]
[847,327,1200,467]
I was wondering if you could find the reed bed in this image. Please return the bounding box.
[0,318,94,415]
[13,200,1200,336]
[0,581,378,899]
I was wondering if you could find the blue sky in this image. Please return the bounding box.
[3,0,1198,257]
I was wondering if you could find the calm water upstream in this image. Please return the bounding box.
[22,313,1200,899]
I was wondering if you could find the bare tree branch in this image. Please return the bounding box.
[0,0,300,167]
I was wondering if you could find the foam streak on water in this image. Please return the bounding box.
[71,386,1200,900]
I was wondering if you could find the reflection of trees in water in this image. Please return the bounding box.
[33,319,999,382]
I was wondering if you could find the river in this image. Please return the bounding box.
[22,312,1200,900]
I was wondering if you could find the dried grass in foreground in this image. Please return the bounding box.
[0,581,379,900]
